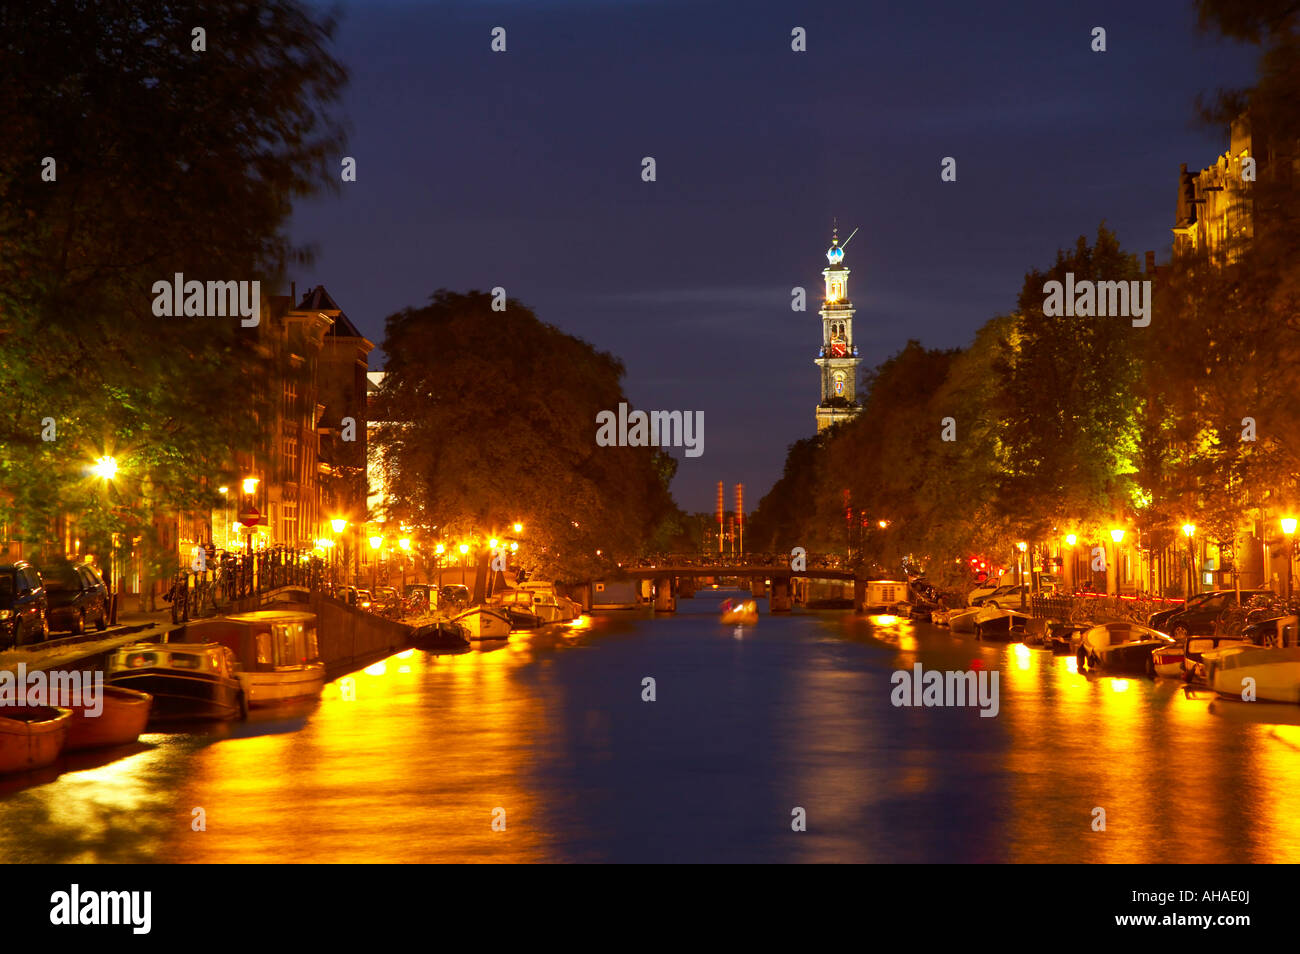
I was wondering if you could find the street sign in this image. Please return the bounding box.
[238,508,264,526]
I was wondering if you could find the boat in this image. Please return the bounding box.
[180,611,325,708]
[516,583,574,623]
[106,642,244,722]
[1149,641,1186,678]
[948,607,981,634]
[452,605,512,640]
[931,608,952,627]
[974,605,1030,641]
[410,619,471,651]
[65,686,152,751]
[0,706,71,774]
[1077,622,1175,675]
[720,598,758,625]
[492,590,546,628]
[1181,634,1252,683]
[862,580,910,614]
[1202,645,1300,703]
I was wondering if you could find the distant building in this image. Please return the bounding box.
[815,227,863,432]
[1173,115,1256,261]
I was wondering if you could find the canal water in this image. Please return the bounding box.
[3,587,1299,863]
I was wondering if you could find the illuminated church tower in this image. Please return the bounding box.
[815,227,863,431]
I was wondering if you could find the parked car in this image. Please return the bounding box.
[0,561,49,648]
[42,560,109,635]
[355,588,374,609]
[1150,589,1274,637]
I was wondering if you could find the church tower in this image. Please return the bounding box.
[815,227,863,431]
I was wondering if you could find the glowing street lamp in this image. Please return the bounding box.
[1182,524,1197,598]
[513,523,523,534]
[242,477,259,495]
[1110,529,1125,544]
[489,538,499,550]
[1064,534,1077,547]
[331,518,348,534]
[458,543,469,555]
[91,456,118,480]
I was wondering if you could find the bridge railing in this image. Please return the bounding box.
[626,553,850,570]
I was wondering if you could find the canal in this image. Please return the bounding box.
[3,587,1299,863]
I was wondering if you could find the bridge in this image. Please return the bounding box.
[614,553,883,613]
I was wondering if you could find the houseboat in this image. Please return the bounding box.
[179,610,326,708]
[862,580,910,615]
[106,642,244,722]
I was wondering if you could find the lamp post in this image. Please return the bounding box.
[1017,541,1028,610]
[1182,524,1196,599]
[399,537,411,592]
[331,518,347,588]
[1110,529,1125,597]
[369,535,383,595]
[1282,518,1297,600]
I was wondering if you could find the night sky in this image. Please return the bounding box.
[288,0,1257,513]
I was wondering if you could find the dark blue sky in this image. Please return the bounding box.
[289,0,1257,513]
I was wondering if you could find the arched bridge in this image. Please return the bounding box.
[614,553,883,613]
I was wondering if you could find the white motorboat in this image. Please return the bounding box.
[517,583,574,623]
[1202,645,1300,703]
[453,605,512,640]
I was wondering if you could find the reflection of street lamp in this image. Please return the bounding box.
[1282,517,1297,600]
[1182,524,1196,598]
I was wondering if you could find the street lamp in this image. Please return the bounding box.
[513,523,523,534]
[91,456,118,480]
[1109,529,1125,597]
[1282,517,1297,600]
[1182,524,1196,599]
[1016,542,1028,610]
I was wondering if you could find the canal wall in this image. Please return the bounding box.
[298,594,412,679]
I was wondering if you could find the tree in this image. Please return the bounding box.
[0,0,347,588]
[371,290,679,582]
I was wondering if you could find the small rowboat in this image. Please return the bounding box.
[65,686,153,751]
[0,706,72,774]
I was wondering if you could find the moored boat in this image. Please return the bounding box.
[931,608,952,627]
[1077,622,1175,675]
[1149,641,1186,678]
[974,605,1030,641]
[410,619,471,651]
[180,611,325,709]
[452,605,512,640]
[1182,634,1251,683]
[106,642,244,722]
[1202,645,1300,703]
[948,607,980,634]
[65,686,152,751]
[862,580,910,614]
[0,706,71,774]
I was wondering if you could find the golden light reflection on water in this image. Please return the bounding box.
[3,609,1300,862]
